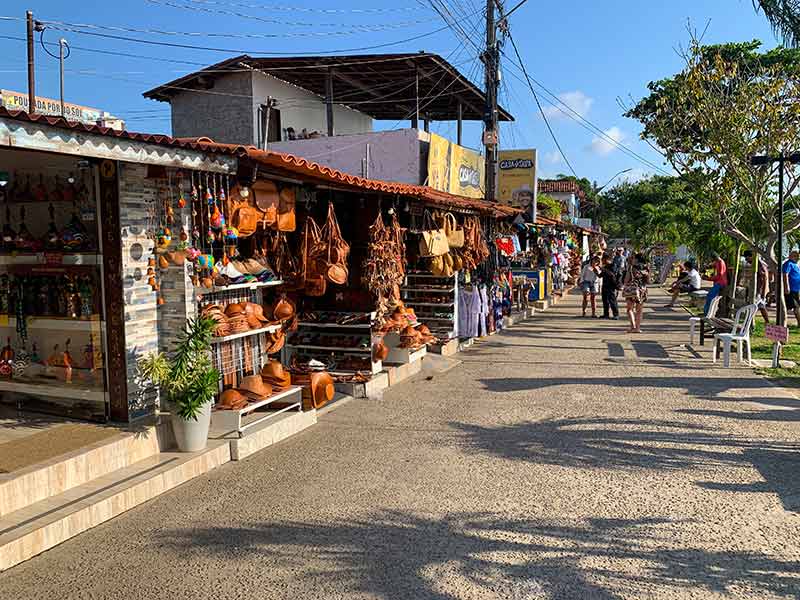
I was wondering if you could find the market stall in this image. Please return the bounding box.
[0,148,108,421]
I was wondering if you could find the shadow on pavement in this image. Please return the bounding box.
[160,511,800,599]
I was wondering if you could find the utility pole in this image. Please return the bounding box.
[59,38,67,117]
[483,0,500,203]
[26,11,36,114]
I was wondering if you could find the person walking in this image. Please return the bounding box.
[702,252,727,315]
[580,255,601,318]
[612,247,626,274]
[782,250,800,327]
[600,254,620,319]
[623,253,650,333]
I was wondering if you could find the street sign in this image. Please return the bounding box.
[766,325,790,344]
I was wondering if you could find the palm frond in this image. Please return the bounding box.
[754,0,800,47]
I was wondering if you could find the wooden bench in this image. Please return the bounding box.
[700,316,733,346]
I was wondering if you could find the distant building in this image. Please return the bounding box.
[143,53,513,191]
[538,179,586,220]
[0,89,124,130]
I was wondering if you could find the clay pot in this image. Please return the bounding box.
[201,277,214,289]
[158,255,170,269]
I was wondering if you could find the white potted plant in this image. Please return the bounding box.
[138,317,220,452]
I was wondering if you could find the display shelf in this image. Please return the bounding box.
[403,287,455,293]
[206,279,283,294]
[0,253,101,266]
[210,323,282,344]
[2,316,105,331]
[419,316,454,322]
[212,386,302,437]
[406,273,452,278]
[290,344,371,353]
[0,379,106,402]
[296,321,371,329]
[408,302,455,307]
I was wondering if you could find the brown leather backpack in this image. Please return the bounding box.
[253,180,279,229]
[278,186,297,232]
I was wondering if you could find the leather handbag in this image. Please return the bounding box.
[278,186,297,232]
[253,180,279,229]
[442,212,464,249]
[419,210,449,257]
[230,187,259,238]
[322,202,350,284]
[302,217,327,297]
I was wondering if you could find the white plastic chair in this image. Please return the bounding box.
[712,303,759,367]
[689,294,721,345]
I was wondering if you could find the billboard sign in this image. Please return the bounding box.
[427,132,485,199]
[0,89,104,124]
[498,149,537,217]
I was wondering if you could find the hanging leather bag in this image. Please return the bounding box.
[253,180,279,229]
[229,186,259,238]
[302,217,327,296]
[442,212,465,249]
[278,186,297,232]
[418,210,449,257]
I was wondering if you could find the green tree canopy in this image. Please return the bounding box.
[627,38,800,270]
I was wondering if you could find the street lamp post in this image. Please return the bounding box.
[592,168,633,224]
[750,151,800,366]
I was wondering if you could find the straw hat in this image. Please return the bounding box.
[217,389,249,410]
[237,375,272,400]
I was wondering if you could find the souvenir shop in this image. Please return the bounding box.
[0,109,521,432]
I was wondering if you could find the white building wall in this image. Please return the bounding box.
[252,73,373,140]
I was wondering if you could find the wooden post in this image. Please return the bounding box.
[26,11,36,114]
[412,65,420,129]
[457,102,463,145]
[325,68,335,137]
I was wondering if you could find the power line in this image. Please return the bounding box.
[158,0,429,14]
[505,32,578,177]
[143,0,431,29]
[30,21,454,55]
[39,17,431,39]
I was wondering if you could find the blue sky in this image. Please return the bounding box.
[0,1,778,186]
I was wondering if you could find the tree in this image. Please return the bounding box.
[754,0,800,47]
[626,39,800,279]
[537,193,563,220]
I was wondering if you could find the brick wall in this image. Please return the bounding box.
[118,163,196,421]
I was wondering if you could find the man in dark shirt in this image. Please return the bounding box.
[601,254,620,319]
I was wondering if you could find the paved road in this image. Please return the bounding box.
[4,289,800,599]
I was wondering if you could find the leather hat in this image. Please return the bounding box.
[261,360,291,389]
[310,371,335,409]
[264,330,285,355]
[244,302,269,323]
[224,303,245,317]
[418,324,432,337]
[273,295,296,321]
[237,375,272,400]
[217,389,249,410]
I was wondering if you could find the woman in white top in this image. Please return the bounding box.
[580,256,602,317]
[667,261,702,307]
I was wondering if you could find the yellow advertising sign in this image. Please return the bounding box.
[426,133,485,199]
[449,143,484,199]
[427,133,450,192]
[498,149,537,208]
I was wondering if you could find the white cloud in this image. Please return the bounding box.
[542,90,594,120]
[589,126,625,157]
[544,150,563,165]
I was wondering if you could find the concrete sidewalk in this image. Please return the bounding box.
[2,288,799,599]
